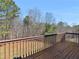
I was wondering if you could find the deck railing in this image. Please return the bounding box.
[65,33,79,44]
[1,33,79,59]
[0,34,57,59]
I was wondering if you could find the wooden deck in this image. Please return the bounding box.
[46,41,79,59]
[30,41,79,59]
[50,42,79,59]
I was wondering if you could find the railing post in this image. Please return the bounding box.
[61,33,65,42]
[77,34,79,46]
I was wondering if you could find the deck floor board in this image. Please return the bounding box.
[24,41,79,59]
[40,42,79,59]
[46,42,79,59]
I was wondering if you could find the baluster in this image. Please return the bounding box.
[9,42,10,59]
[31,40,33,54]
[33,41,35,54]
[4,43,6,59]
[23,40,26,58]
[25,40,27,58]
[19,40,21,58]
[26,40,28,56]
[34,40,36,53]
[36,41,38,52]
[23,40,24,58]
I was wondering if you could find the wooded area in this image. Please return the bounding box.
[0,0,79,40]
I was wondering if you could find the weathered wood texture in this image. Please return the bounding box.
[25,42,79,59]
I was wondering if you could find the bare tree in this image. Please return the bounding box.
[23,8,44,36]
[44,12,56,34]
[56,21,72,33]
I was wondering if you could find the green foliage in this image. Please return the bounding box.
[0,0,19,37]
[57,21,65,27]
[1,4,8,10]
[1,0,19,16]
[23,16,30,25]
[44,23,56,34]
[0,14,4,17]
[45,23,51,33]
[0,0,3,2]
[0,31,10,36]
[0,20,11,36]
[73,25,79,32]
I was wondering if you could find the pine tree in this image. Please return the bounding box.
[0,0,20,39]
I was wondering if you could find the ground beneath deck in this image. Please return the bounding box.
[33,41,79,59]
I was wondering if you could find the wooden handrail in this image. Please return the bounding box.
[0,34,57,59]
[0,35,44,43]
